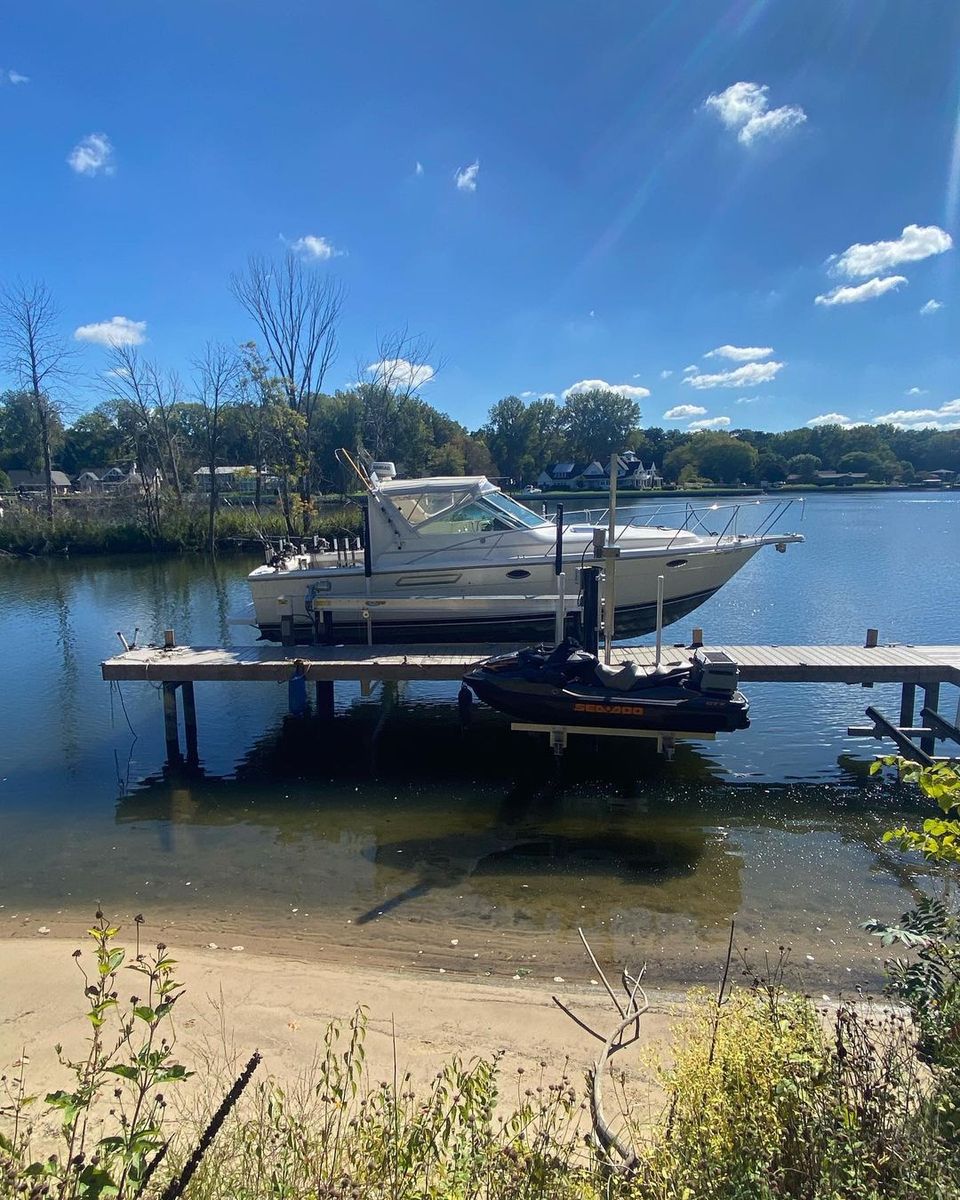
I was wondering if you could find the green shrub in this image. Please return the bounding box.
[629,980,959,1200]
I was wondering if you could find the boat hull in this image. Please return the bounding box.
[248,542,763,645]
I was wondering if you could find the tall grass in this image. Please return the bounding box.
[0,499,363,557]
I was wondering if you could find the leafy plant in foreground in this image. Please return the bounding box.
[0,912,191,1199]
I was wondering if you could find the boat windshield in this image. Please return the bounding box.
[482,491,548,528]
[391,489,547,535]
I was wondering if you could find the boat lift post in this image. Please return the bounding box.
[554,504,566,646]
[603,453,619,664]
[654,574,665,667]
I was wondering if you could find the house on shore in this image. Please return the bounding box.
[7,469,72,494]
[536,452,662,491]
[74,463,162,493]
[193,466,278,494]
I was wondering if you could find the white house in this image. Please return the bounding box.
[536,452,662,491]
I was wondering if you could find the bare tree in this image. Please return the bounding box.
[193,342,241,553]
[231,253,343,508]
[357,327,439,459]
[106,345,184,500]
[0,281,73,523]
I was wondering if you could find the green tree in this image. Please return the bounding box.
[61,407,124,475]
[787,453,822,482]
[756,451,788,483]
[559,388,641,462]
[482,395,560,483]
[0,389,64,472]
[694,434,759,486]
[837,450,893,481]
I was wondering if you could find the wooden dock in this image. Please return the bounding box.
[102,641,960,687]
[101,638,960,766]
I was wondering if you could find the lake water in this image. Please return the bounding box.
[1,491,958,993]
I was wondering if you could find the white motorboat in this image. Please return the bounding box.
[246,452,803,644]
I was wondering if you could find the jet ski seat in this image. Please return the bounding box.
[594,660,692,691]
[593,661,643,690]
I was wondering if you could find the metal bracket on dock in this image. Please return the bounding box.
[847,681,960,765]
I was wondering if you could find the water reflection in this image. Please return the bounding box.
[107,706,939,950]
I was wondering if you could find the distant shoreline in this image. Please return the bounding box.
[507,483,954,502]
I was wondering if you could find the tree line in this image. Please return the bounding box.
[2,258,958,549]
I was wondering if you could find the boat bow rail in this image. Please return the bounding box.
[558,496,804,549]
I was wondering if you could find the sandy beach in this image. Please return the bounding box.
[0,932,677,1102]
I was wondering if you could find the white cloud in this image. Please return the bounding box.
[689,416,732,431]
[683,360,784,389]
[290,234,342,261]
[7,70,29,84]
[366,357,435,389]
[74,316,146,347]
[454,159,479,192]
[705,345,773,362]
[663,404,707,420]
[806,413,854,427]
[872,399,960,430]
[920,298,944,315]
[682,364,698,374]
[414,161,424,176]
[815,275,906,307]
[704,81,806,146]
[831,224,952,279]
[562,378,650,400]
[905,387,927,396]
[658,369,673,379]
[67,132,114,176]
[735,395,760,404]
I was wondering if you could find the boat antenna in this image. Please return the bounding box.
[335,447,375,493]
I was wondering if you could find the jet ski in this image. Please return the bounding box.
[463,639,749,733]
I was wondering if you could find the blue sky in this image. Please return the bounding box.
[3,0,960,434]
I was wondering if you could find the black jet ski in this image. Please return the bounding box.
[463,639,749,733]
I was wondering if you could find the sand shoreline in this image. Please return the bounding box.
[0,935,678,1104]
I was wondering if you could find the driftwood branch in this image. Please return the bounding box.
[552,930,648,1175]
[555,924,738,1177]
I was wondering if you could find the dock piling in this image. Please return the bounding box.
[162,682,181,763]
[315,679,335,721]
[921,682,941,756]
[181,681,199,764]
[899,682,916,728]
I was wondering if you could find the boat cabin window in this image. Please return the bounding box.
[389,490,548,535]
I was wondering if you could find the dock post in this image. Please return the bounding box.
[898,683,916,729]
[181,681,199,765]
[162,682,181,763]
[315,679,335,722]
[920,682,940,757]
